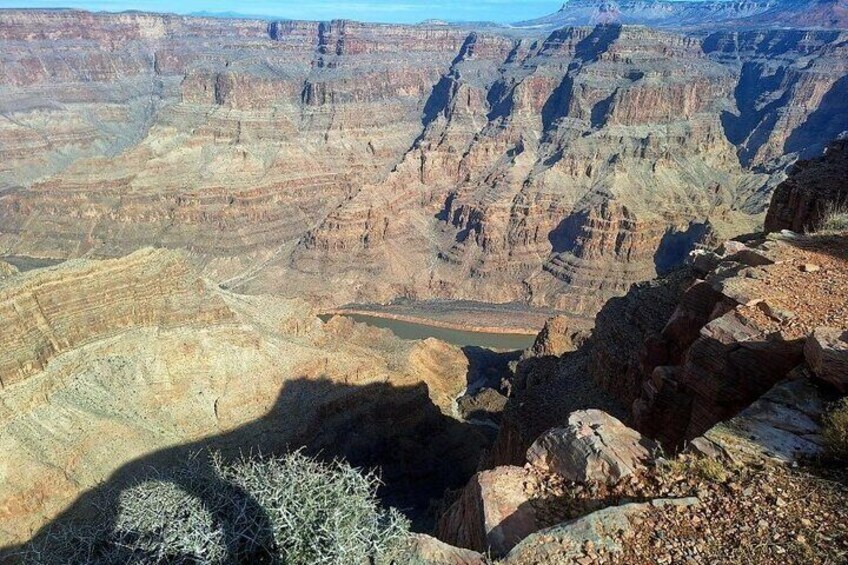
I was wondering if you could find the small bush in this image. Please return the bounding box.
[815,201,848,233]
[690,457,729,483]
[657,454,728,483]
[822,398,848,462]
[25,451,410,565]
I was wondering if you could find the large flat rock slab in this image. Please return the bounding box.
[700,378,827,464]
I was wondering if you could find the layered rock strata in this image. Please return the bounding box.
[0,250,489,547]
[1,11,846,316]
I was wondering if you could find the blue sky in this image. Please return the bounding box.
[1,0,563,23]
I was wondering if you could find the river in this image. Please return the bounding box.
[320,312,537,351]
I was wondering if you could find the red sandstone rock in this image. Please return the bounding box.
[436,466,538,557]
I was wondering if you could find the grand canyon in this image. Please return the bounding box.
[0,1,847,563]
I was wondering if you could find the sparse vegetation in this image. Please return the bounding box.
[25,451,411,565]
[657,454,729,483]
[815,201,848,233]
[823,398,848,463]
[690,456,729,483]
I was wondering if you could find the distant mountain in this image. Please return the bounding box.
[513,0,848,29]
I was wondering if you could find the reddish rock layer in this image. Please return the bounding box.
[0,11,846,315]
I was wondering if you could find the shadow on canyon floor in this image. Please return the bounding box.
[462,345,521,390]
[2,376,494,562]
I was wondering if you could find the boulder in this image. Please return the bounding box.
[688,249,721,276]
[436,466,538,557]
[805,327,848,393]
[457,387,509,423]
[526,410,657,484]
[725,247,775,268]
[401,534,488,565]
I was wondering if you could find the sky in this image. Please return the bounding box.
[0,0,564,23]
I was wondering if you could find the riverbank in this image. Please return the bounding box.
[321,308,540,336]
[320,300,592,351]
[322,299,588,336]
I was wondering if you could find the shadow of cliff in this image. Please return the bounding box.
[548,211,587,254]
[2,376,493,562]
[461,345,521,392]
[540,24,622,135]
[720,61,789,167]
[653,222,710,275]
[784,74,848,159]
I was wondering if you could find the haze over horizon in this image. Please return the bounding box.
[0,0,564,23]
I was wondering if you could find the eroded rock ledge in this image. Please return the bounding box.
[430,142,847,562]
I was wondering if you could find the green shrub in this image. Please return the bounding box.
[822,398,848,462]
[25,451,410,565]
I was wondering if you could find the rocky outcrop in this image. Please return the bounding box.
[526,410,656,485]
[525,315,587,358]
[764,139,848,233]
[698,376,828,464]
[553,218,843,449]
[436,466,538,557]
[502,497,700,564]
[805,327,848,393]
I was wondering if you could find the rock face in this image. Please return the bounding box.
[699,377,828,464]
[502,497,700,564]
[526,410,656,484]
[549,212,844,449]
[436,466,538,557]
[0,251,491,547]
[402,534,487,565]
[764,140,848,233]
[0,10,845,317]
[0,249,234,388]
[805,327,848,393]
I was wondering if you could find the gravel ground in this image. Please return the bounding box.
[524,455,848,564]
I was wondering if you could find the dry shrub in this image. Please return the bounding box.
[815,201,848,233]
[24,451,410,565]
[823,398,848,463]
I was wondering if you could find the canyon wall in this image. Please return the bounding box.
[0,250,489,546]
[1,11,847,315]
